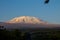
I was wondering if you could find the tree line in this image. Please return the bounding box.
[0,26,60,40]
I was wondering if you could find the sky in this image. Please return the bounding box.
[0,0,60,24]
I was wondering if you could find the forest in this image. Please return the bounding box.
[0,27,60,40]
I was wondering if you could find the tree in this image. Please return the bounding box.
[13,29,22,40]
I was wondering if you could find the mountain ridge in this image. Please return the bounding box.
[0,16,60,30]
[7,16,48,24]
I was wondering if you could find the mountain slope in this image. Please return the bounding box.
[0,16,60,30]
[8,16,48,24]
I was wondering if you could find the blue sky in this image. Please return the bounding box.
[0,0,60,24]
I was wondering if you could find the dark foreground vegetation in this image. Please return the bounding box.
[0,28,60,40]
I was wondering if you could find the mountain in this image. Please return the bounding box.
[7,16,48,24]
[0,16,60,30]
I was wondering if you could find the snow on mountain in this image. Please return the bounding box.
[0,16,60,30]
[8,16,48,24]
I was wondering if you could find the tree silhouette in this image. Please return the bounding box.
[23,32,31,40]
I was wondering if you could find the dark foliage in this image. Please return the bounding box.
[0,28,60,40]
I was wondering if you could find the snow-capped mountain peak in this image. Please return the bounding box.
[8,16,48,24]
